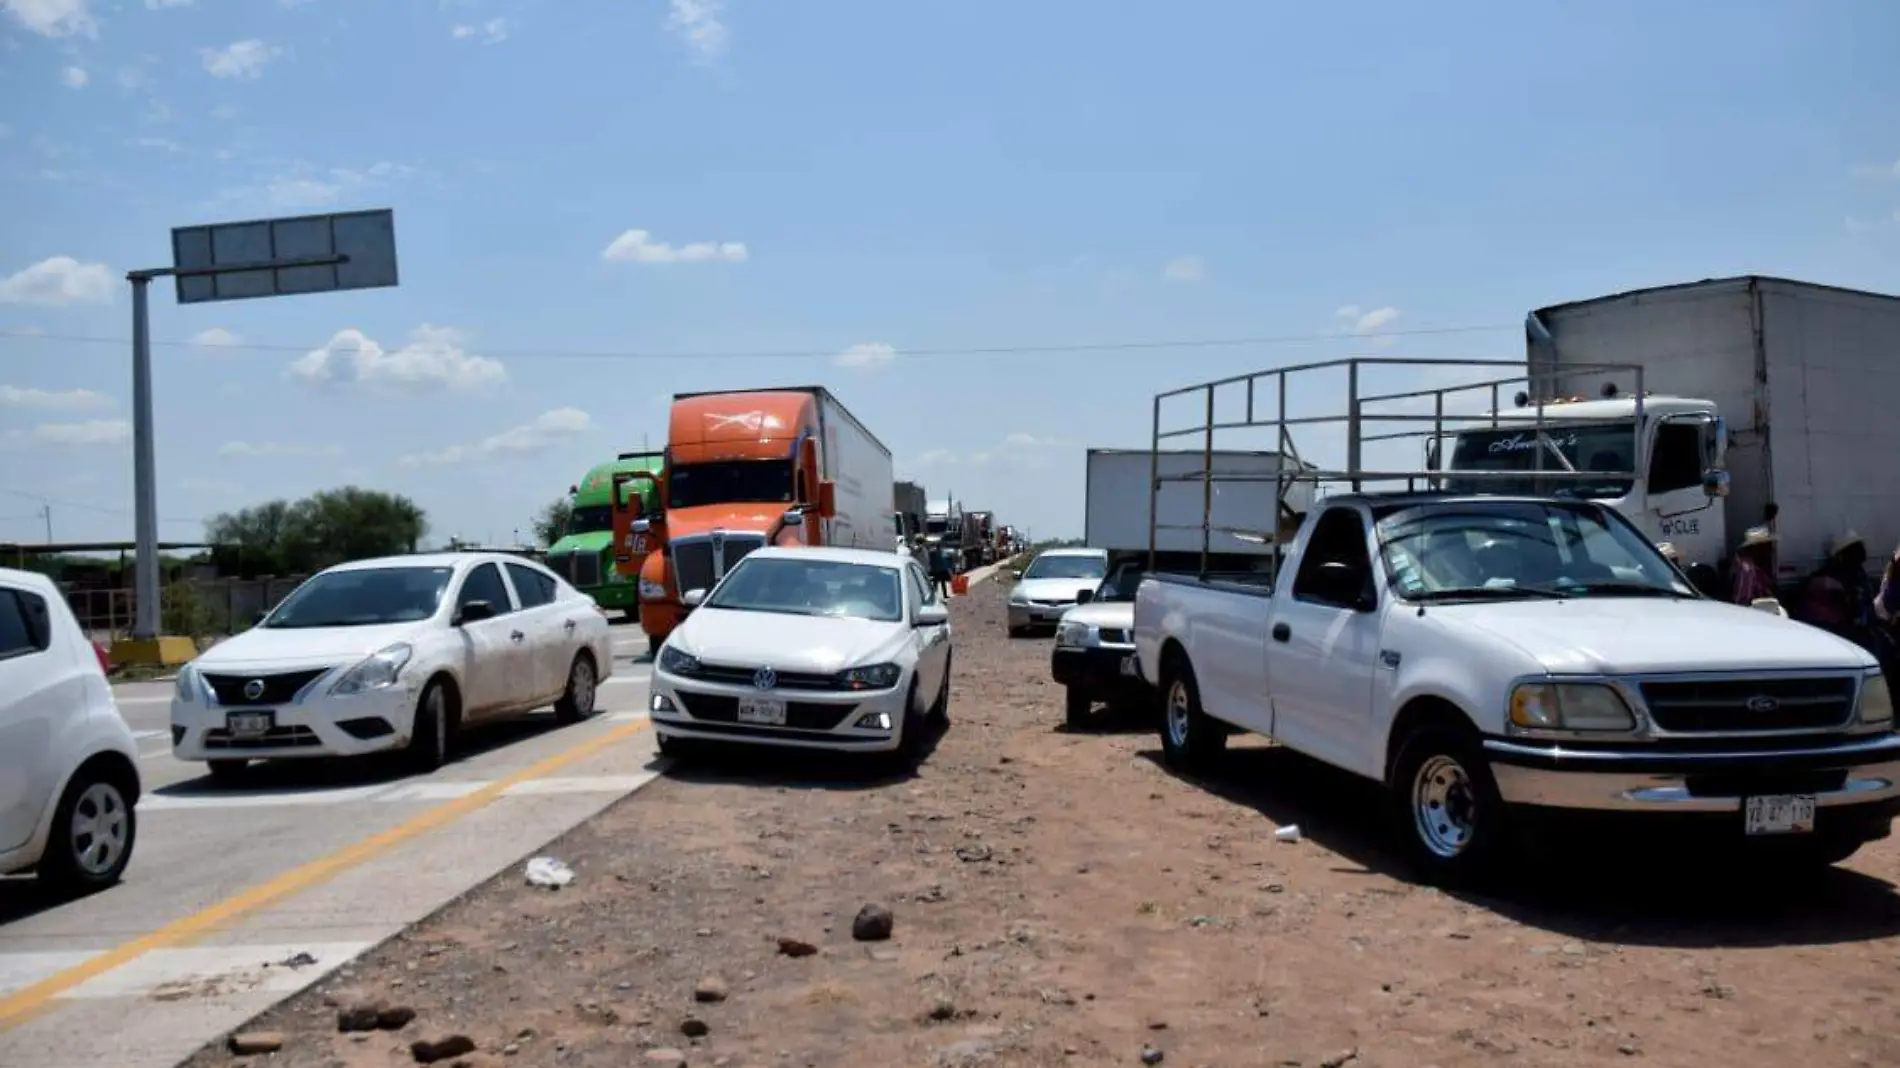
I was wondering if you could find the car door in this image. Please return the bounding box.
[1264,505,1384,775]
[0,582,62,854]
[452,562,525,718]
[506,562,568,704]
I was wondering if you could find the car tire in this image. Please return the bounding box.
[553,653,599,724]
[1391,725,1507,887]
[1064,686,1091,729]
[407,680,453,772]
[927,654,952,726]
[895,679,929,766]
[38,767,137,896]
[655,731,695,760]
[206,758,249,784]
[1157,656,1225,771]
[1007,625,1027,639]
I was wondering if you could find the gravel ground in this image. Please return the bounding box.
[187,575,1900,1068]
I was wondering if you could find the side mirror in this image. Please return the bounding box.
[817,480,837,519]
[1702,469,1731,499]
[915,603,949,627]
[1425,437,1441,473]
[1010,568,1023,580]
[1076,588,1095,605]
[1312,561,1374,610]
[780,510,805,529]
[682,587,707,608]
[631,518,651,534]
[456,599,496,625]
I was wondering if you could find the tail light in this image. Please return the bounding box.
[92,640,112,675]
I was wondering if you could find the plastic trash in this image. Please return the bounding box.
[1274,824,1302,843]
[524,856,575,888]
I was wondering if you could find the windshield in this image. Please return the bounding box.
[567,505,612,535]
[1023,553,1108,581]
[668,460,793,510]
[1445,421,1636,499]
[1377,500,1693,601]
[704,557,903,622]
[1094,564,1144,603]
[263,566,454,628]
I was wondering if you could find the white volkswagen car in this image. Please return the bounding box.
[172,553,614,780]
[649,546,953,758]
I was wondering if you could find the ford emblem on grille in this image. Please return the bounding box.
[1745,694,1780,714]
[243,678,266,700]
[752,666,777,691]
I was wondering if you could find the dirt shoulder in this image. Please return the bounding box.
[188,578,1900,1068]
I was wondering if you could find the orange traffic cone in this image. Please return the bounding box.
[951,574,970,596]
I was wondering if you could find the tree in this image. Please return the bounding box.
[207,487,428,575]
[532,497,573,548]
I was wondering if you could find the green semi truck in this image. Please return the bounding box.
[546,453,665,616]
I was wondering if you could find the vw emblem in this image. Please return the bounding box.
[1744,694,1780,714]
[243,678,267,701]
[752,666,777,691]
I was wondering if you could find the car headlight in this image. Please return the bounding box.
[1858,673,1892,727]
[174,663,206,704]
[1056,622,1091,648]
[1507,682,1637,733]
[839,662,902,691]
[1009,588,1029,605]
[330,643,413,696]
[658,644,700,676]
[638,577,668,601]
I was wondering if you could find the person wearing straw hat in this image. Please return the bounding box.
[1797,530,1871,638]
[1728,526,1777,607]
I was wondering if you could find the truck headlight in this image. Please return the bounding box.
[658,645,700,676]
[638,578,667,601]
[1858,673,1893,727]
[839,663,902,690]
[1508,682,1637,733]
[1055,622,1091,648]
[331,643,413,696]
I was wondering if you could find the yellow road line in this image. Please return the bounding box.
[0,719,651,1031]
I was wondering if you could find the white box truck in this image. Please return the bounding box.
[1440,276,1900,583]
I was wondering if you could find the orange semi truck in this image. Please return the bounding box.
[613,385,895,650]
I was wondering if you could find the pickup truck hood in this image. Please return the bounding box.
[673,608,906,673]
[197,621,425,669]
[1443,598,1875,675]
[1063,600,1134,629]
[1014,577,1099,603]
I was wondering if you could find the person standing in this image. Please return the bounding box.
[1729,526,1777,606]
[927,536,953,599]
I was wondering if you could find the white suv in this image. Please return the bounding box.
[0,568,142,894]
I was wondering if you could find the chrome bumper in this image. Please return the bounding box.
[1484,733,1900,814]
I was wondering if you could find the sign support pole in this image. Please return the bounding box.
[128,271,162,640]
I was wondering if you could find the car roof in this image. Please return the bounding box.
[747,545,905,568]
[0,566,61,595]
[1039,547,1108,558]
[323,552,545,574]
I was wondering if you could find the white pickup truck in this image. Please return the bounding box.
[1134,490,1900,882]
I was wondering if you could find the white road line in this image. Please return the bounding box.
[600,674,651,687]
[55,942,376,1001]
[0,952,102,998]
[136,773,655,810]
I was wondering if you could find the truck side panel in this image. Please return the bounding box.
[1758,280,1900,573]
[1134,574,1273,731]
[1085,448,1308,555]
[818,390,895,550]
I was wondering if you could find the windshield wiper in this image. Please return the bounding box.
[1555,580,1687,599]
[1410,585,1567,602]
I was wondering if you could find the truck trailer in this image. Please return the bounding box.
[893,479,928,548]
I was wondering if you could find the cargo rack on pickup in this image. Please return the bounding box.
[1147,356,1649,576]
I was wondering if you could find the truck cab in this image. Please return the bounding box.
[549,453,663,617]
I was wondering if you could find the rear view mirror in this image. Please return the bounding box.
[1076,588,1095,605]
[817,480,838,519]
[1702,469,1731,499]
[456,600,496,625]
[915,603,949,627]
[1010,569,1023,580]
[1312,561,1374,611]
[631,518,651,534]
[780,510,805,529]
[682,588,707,608]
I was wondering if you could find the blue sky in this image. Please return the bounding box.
[2,0,1899,547]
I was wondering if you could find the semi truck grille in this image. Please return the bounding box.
[1639,676,1857,733]
[203,669,330,706]
[571,552,602,588]
[672,535,766,598]
[546,553,575,584]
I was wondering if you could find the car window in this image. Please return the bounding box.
[909,563,937,606]
[458,563,515,614]
[506,563,557,609]
[1292,507,1374,608]
[0,587,52,660]
[904,564,925,618]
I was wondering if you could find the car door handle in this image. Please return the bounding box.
[1271,622,1291,643]
[510,630,525,642]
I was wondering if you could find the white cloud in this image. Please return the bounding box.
[263,176,341,207]
[913,449,957,466]
[200,40,280,80]
[401,408,592,466]
[144,0,190,8]
[0,256,114,306]
[601,228,747,264]
[8,419,131,446]
[916,432,1064,469]
[1,0,97,37]
[667,0,726,61]
[1334,304,1402,335]
[189,327,242,348]
[0,385,111,410]
[60,65,87,88]
[451,18,507,43]
[834,342,897,371]
[288,325,507,391]
[128,136,182,152]
[1162,256,1204,284]
[217,440,342,458]
[218,160,412,211]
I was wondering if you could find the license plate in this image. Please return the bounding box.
[1744,794,1816,836]
[1119,655,1140,678]
[736,697,786,726]
[226,711,274,738]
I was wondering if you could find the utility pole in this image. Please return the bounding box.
[39,504,50,545]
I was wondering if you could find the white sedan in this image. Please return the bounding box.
[649,546,953,758]
[172,552,614,781]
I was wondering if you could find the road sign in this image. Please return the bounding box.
[169,208,398,305]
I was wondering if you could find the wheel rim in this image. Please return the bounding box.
[571,658,597,714]
[1412,754,1478,859]
[1165,680,1192,748]
[70,782,128,876]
